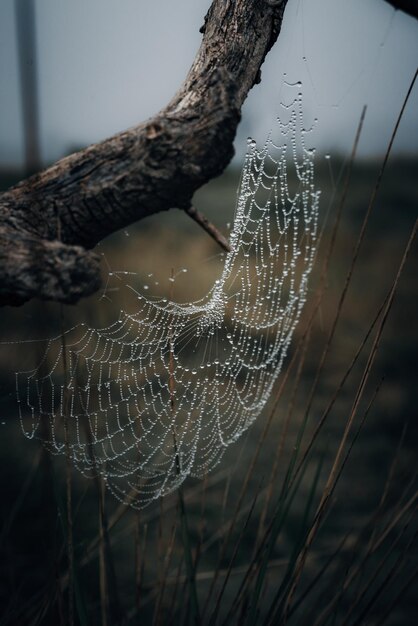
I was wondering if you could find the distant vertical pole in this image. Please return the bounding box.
[15,0,42,175]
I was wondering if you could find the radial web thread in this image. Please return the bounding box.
[16,91,320,509]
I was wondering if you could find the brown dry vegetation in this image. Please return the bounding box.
[0,154,417,625]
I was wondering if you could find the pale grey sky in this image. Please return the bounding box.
[0,0,417,168]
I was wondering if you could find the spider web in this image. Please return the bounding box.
[16,89,320,509]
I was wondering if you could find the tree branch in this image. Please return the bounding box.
[185,206,231,253]
[384,0,418,19]
[0,226,101,306]
[0,0,288,306]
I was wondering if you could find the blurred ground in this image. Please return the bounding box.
[0,155,416,624]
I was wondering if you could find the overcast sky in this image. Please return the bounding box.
[0,0,417,168]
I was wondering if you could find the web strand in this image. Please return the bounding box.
[16,91,320,510]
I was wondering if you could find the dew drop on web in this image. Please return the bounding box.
[14,88,321,510]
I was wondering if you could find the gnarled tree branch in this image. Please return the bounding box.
[384,0,418,19]
[0,0,288,306]
[2,0,415,307]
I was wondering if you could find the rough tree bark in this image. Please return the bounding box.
[0,0,288,306]
[0,0,416,306]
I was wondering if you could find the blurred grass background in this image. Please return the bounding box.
[0,154,417,625]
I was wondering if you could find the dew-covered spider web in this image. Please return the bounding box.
[16,89,320,509]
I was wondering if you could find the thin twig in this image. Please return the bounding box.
[185,205,231,253]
